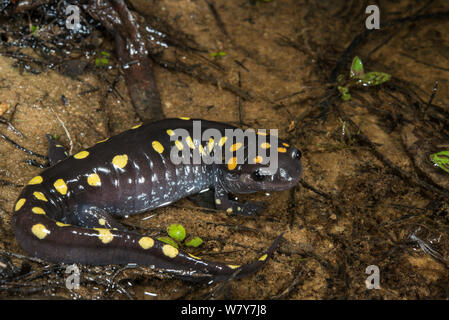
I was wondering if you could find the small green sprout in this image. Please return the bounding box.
[350,56,364,79]
[31,25,39,36]
[337,86,351,101]
[157,236,179,248]
[185,236,203,248]
[359,72,391,87]
[167,223,186,242]
[337,56,391,101]
[210,51,227,58]
[431,151,449,174]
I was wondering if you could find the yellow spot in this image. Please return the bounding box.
[215,199,221,205]
[175,140,184,151]
[33,191,48,202]
[54,179,68,195]
[15,198,26,211]
[55,144,63,148]
[94,228,114,244]
[199,145,207,156]
[112,154,128,169]
[218,136,228,147]
[152,141,164,154]
[87,173,101,187]
[73,151,89,159]
[282,142,290,147]
[31,224,50,239]
[186,136,195,149]
[166,129,175,136]
[56,221,70,227]
[98,218,106,226]
[257,131,268,136]
[261,142,270,149]
[132,124,142,129]
[188,253,201,260]
[162,244,179,258]
[139,237,155,249]
[226,208,233,213]
[228,264,240,269]
[28,176,43,185]
[277,147,287,153]
[253,156,263,164]
[237,207,241,211]
[230,143,242,152]
[32,207,46,215]
[179,117,190,120]
[227,157,237,171]
[259,254,268,261]
[207,138,215,152]
[96,138,109,144]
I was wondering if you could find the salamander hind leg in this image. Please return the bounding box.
[69,206,128,231]
[46,134,69,166]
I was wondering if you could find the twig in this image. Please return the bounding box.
[48,105,73,155]
[300,180,331,199]
[424,80,439,112]
[237,71,243,126]
[400,52,449,72]
[271,268,304,299]
[204,0,231,41]
[0,133,47,159]
[0,115,24,138]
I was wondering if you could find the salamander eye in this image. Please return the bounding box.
[292,149,302,160]
[251,169,266,182]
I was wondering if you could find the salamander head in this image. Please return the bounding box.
[218,138,303,194]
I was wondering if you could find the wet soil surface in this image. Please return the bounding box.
[1,0,449,299]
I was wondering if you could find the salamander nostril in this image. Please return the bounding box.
[292,149,302,160]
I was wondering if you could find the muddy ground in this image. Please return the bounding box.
[0,0,449,299]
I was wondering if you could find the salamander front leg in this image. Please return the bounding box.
[214,182,266,216]
[46,134,69,166]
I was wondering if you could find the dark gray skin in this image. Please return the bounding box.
[12,118,302,282]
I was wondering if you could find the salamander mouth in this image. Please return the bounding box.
[266,174,302,191]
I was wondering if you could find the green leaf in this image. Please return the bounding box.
[95,57,109,67]
[431,151,449,174]
[359,72,391,86]
[185,236,203,247]
[157,236,179,248]
[336,74,345,84]
[167,224,186,242]
[100,57,109,65]
[350,56,364,79]
[210,51,227,57]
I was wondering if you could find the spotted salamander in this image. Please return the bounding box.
[12,118,302,282]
